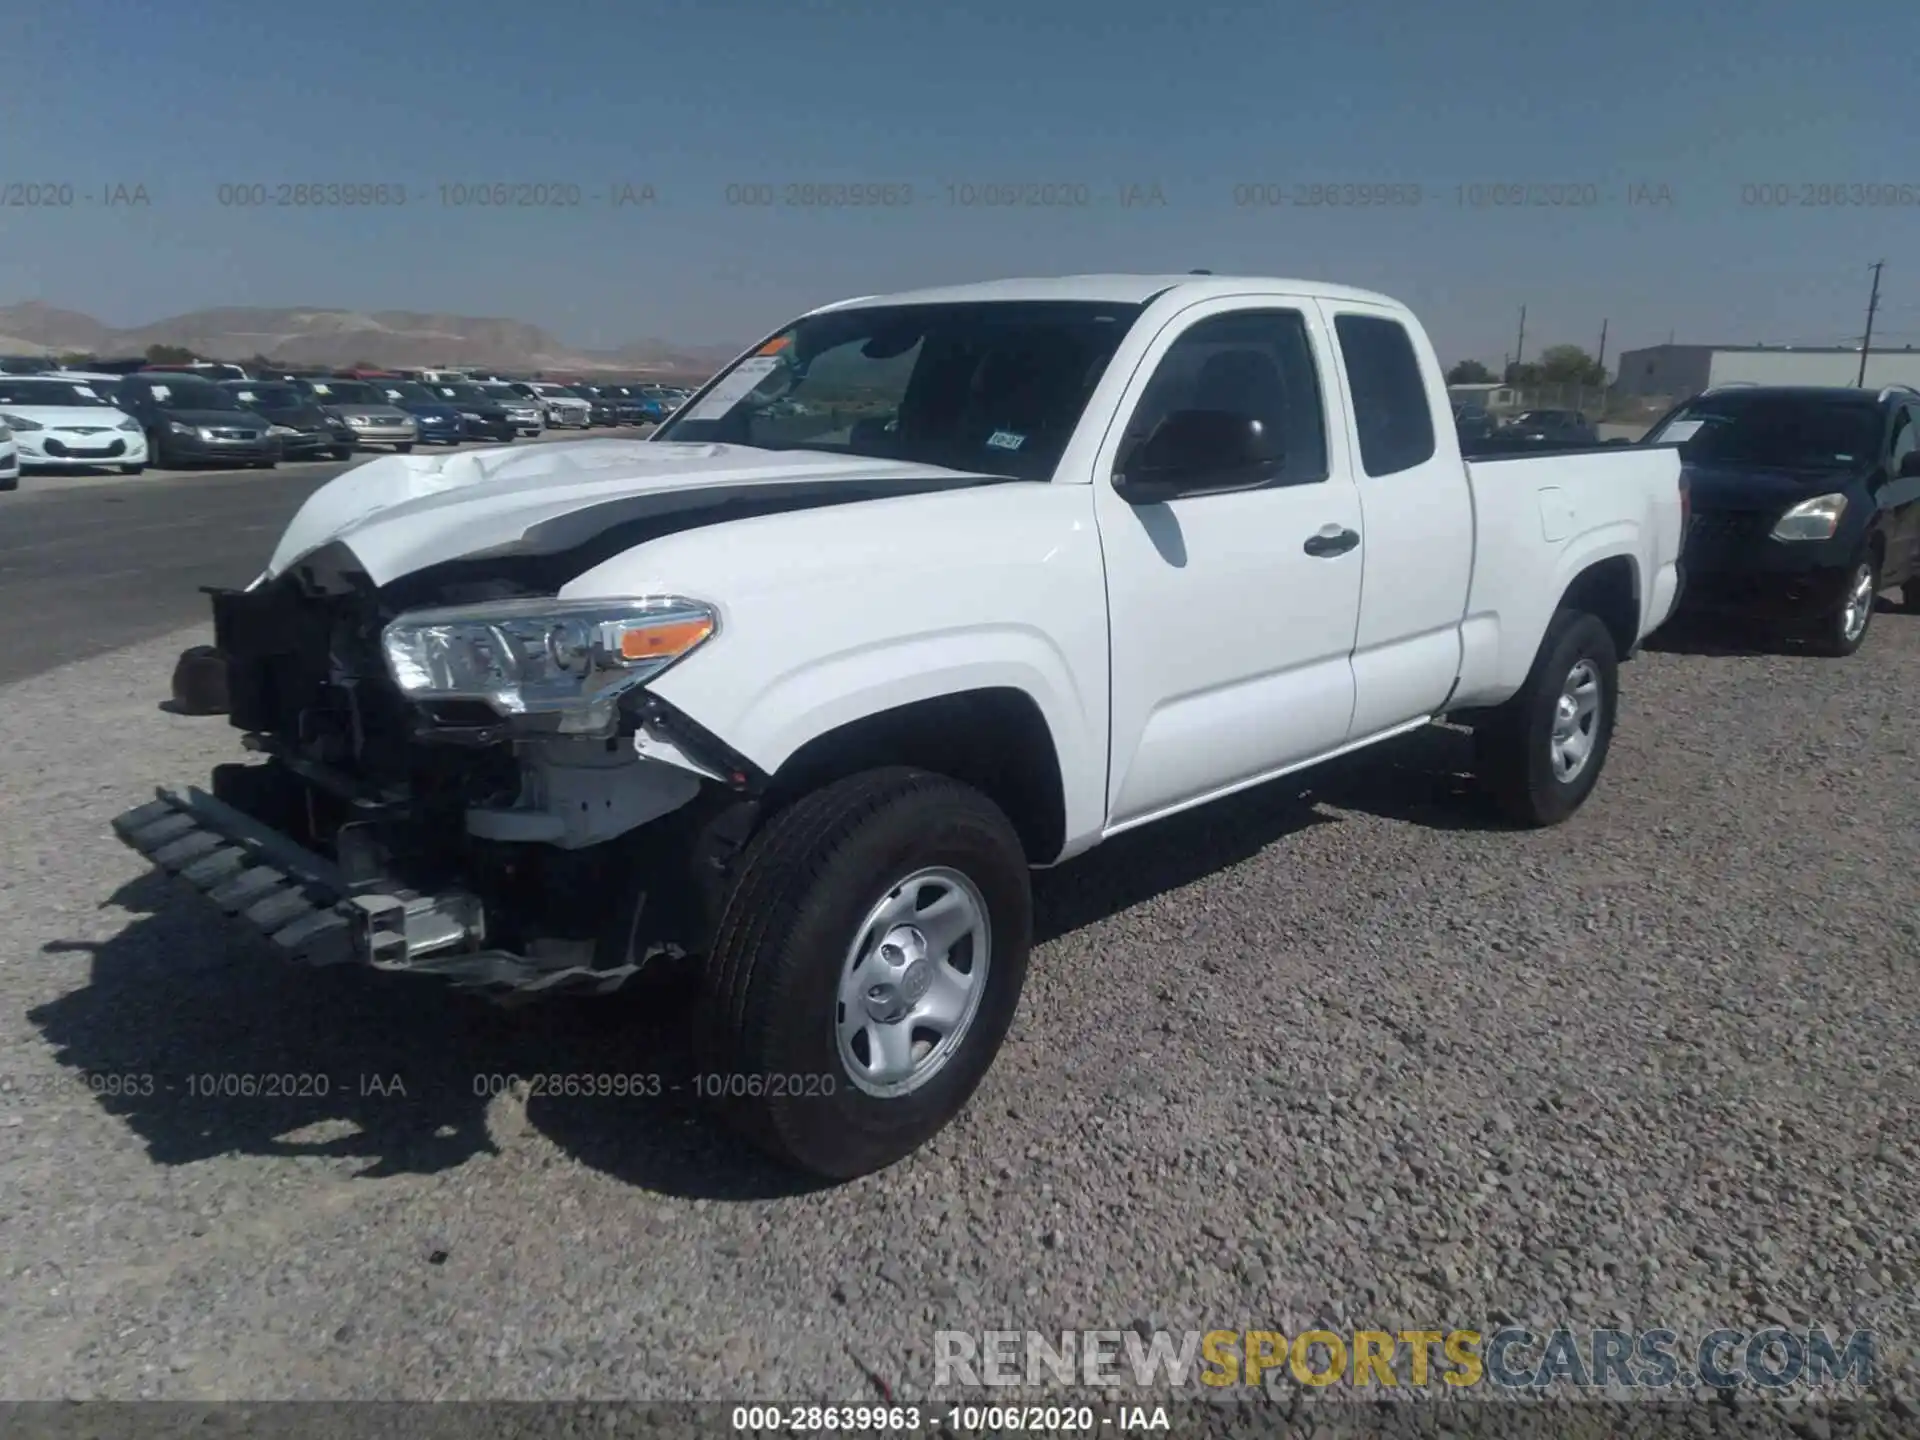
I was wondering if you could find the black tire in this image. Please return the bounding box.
[394,443,413,454]
[1473,609,1619,827]
[1901,580,1920,614]
[1807,551,1878,657]
[118,464,145,476]
[331,446,355,460]
[699,767,1032,1180]
[251,458,277,469]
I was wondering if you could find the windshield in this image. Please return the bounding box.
[432,383,489,403]
[0,378,116,407]
[479,384,524,402]
[306,380,380,404]
[656,299,1147,479]
[534,385,581,398]
[380,382,435,403]
[225,383,303,408]
[1646,393,1883,470]
[151,379,241,410]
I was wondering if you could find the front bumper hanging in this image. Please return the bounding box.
[110,786,641,997]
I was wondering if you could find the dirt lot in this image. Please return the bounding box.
[0,606,1915,1409]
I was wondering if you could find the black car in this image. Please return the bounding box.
[1649,384,1920,655]
[108,373,279,468]
[1501,409,1599,445]
[590,384,650,426]
[416,380,522,442]
[220,379,355,460]
[1452,404,1500,446]
[571,384,625,427]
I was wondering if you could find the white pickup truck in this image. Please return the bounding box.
[115,274,1684,1179]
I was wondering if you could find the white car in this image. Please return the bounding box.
[0,420,18,490]
[510,381,593,428]
[0,375,149,474]
[117,272,1684,1180]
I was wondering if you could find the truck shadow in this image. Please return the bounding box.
[35,734,1499,1201]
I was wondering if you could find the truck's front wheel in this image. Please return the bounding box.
[1473,609,1619,827]
[699,768,1031,1180]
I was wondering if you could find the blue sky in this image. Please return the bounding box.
[4,0,1918,368]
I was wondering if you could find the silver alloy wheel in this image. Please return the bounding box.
[1841,561,1875,644]
[1549,658,1602,783]
[835,866,991,1099]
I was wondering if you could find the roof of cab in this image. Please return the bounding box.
[810,273,1406,314]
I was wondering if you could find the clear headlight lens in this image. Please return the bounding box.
[1771,492,1847,542]
[347,416,370,428]
[268,424,300,436]
[0,413,42,432]
[168,421,196,436]
[460,411,483,420]
[381,597,718,729]
[116,417,142,433]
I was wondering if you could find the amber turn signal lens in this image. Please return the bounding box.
[617,617,714,662]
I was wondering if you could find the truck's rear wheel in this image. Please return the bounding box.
[698,768,1031,1180]
[1473,609,1618,827]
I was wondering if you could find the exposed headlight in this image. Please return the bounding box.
[268,424,300,437]
[347,415,371,428]
[460,411,483,420]
[381,597,718,731]
[168,421,197,436]
[116,417,141,433]
[1772,492,1848,542]
[0,413,42,432]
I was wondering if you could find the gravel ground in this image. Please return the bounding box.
[1,609,1916,1424]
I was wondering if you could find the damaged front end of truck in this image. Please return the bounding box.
[114,536,768,1001]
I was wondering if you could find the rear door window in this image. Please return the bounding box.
[1334,314,1437,477]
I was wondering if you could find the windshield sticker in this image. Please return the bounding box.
[235,390,258,402]
[73,385,98,399]
[986,430,1027,451]
[682,356,783,421]
[150,385,171,402]
[1659,419,1705,443]
[756,335,792,356]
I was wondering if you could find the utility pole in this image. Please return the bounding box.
[1512,305,1527,379]
[1857,260,1884,387]
[1593,318,1608,414]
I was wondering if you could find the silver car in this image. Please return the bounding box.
[510,381,593,429]
[293,378,420,451]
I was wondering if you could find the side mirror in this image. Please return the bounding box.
[1900,451,1920,480]
[1114,409,1282,505]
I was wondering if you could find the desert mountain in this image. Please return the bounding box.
[0,303,742,378]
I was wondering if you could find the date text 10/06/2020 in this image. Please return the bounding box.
[469,1073,841,1099]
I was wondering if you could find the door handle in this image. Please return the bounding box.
[1303,526,1360,557]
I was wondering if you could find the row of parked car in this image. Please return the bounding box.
[0,358,695,483]
[1451,403,1601,448]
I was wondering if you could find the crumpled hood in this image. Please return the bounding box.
[265,439,1003,585]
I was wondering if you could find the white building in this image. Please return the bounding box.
[1614,343,1920,398]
